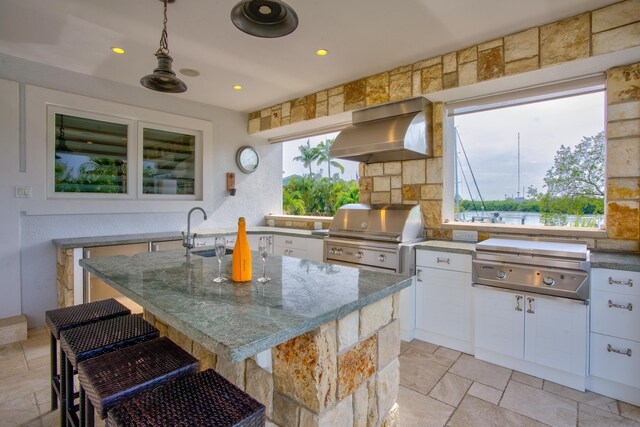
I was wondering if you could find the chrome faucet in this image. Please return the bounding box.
[183,207,208,256]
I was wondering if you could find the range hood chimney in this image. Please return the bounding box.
[330,97,432,164]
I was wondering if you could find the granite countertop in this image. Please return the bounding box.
[415,240,476,255]
[591,252,640,272]
[53,226,324,249]
[79,250,412,363]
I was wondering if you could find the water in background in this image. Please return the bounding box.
[456,211,603,228]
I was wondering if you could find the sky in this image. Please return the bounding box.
[281,91,605,199]
[454,91,605,200]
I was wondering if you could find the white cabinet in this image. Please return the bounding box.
[273,235,324,262]
[474,286,587,390]
[415,250,473,353]
[247,234,273,254]
[588,268,640,406]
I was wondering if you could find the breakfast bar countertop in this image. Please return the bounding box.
[79,249,412,363]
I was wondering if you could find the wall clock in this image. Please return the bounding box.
[236,146,260,174]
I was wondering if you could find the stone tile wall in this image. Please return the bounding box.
[248,1,640,134]
[258,0,640,252]
[145,292,402,426]
[56,248,74,308]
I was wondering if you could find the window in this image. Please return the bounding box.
[48,106,202,200]
[446,76,606,228]
[281,131,359,216]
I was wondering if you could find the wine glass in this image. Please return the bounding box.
[213,237,227,283]
[257,236,271,283]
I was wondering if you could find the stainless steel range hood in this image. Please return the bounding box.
[330,97,432,163]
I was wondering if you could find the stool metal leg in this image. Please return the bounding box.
[60,348,67,427]
[85,392,95,427]
[65,356,78,427]
[50,332,58,411]
[79,386,85,427]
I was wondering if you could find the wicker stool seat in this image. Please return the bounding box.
[60,314,158,427]
[78,337,199,425]
[44,298,130,422]
[108,369,266,427]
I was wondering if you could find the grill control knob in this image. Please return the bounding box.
[543,276,555,286]
[496,270,507,280]
[330,248,335,255]
[378,254,386,262]
[356,251,364,259]
[337,249,343,255]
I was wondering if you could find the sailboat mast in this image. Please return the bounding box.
[517,132,520,199]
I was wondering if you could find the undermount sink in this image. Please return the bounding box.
[192,248,233,257]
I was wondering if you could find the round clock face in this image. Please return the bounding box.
[237,146,259,173]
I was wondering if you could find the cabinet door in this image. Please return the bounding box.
[306,238,324,262]
[474,286,524,358]
[247,234,273,254]
[418,267,472,343]
[524,294,587,376]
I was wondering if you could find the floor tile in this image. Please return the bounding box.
[621,402,640,422]
[21,332,50,362]
[511,371,543,389]
[400,341,411,355]
[448,354,512,390]
[0,391,41,426]
[433,346,461,361]
[404,339,438,354]
[397,385,454,427]
[0,363,49,404]
[466,382,503,405]
[543,380,619,414]
[448,395,546,427]
[500,380,577,427]
[427,373,471,407]
[578,402,640,427]
[399,347,453,395]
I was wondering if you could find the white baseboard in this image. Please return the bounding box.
[587,376,640,406]
[415,329,474,354]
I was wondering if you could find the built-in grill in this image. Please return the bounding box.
[324,204,424,273]
[473,238,590,301]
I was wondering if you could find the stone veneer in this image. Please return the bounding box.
[143,293,402,427]
[56,248,74,308]
[257,0,640,253]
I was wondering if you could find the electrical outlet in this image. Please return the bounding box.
[314,222,322,230]
[452,230,478,242]
[15,186,32,198]
[267,219,275,227]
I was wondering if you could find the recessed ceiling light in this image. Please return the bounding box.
[179,68,200,77]
[86,140,93,145]
[233,85,243,90]
[316,49,328,56]
[110,47,125,54]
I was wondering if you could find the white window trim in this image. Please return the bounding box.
[442,75,607,230]
[47,105,137,200]
[137,121,203,201]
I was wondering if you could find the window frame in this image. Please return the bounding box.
[442,76,607,231]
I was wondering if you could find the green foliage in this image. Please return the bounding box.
[285,138,351,215]
[283,175,359,216]
[55,157,127,193]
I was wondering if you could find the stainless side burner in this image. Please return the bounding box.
[473,238,590,301]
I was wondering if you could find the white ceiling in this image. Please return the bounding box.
[0,0,620,113]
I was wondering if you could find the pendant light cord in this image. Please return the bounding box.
[155,0,170,56]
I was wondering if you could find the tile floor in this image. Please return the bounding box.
[1,328,640,426]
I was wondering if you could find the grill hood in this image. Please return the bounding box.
[330,97,433,163]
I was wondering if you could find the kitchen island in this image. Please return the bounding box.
[80,249,411,426]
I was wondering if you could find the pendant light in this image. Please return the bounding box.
[230,0,298,38]
[140,0,187,93]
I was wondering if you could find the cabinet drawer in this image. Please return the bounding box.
[274,246,307,259]
[273,235,307,250]
[591,290,640,341]
[590,333,640,388]
[592,269,640,297]
[416,250,471,273]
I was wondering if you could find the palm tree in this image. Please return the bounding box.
[293,140,319,177]
[316,138,344,181]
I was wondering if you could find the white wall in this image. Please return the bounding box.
[0,53,283,326]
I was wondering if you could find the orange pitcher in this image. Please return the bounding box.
[232,217,252,282]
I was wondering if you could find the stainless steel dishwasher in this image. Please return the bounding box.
[83,243,149,313]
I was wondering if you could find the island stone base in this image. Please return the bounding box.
[144,291,402,427]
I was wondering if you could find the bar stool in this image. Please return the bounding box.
[44,299,130,420]
[60,314,159,427]
[107,369,266,427]
[78,337,199,427]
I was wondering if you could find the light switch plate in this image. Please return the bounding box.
[452,229,478,242]
[15,186,31,198]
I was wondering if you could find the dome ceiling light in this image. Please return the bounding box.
[140,0,187,93]
[230,0,298,38]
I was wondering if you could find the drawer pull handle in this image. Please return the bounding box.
[609,277,633,287]
[286,240,293,245]
[526,296,535,314]
[416,269,423,283]
[608,300,633,311]
[515,295,523,312]
[436,257,450,264]
[607,344,632,357]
